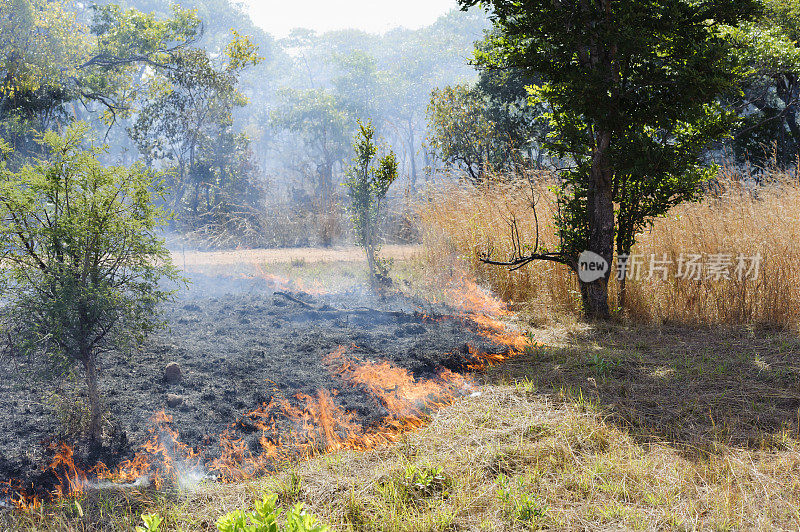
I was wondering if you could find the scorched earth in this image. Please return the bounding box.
[0,269,522,503]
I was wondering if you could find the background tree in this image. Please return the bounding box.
[0,0,92,154]
[464,0,758,318]
[427,76,542,182]
[270,88,352,206]
[427,85,499,182]
[345,121,398,291]
[129,30,261,217]
[331,51,383,126]
[0,1,204,155]
[474,34,548,170]
[0,123,179,444]
[725,0,800,168]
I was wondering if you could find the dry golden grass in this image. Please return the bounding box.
[417,172,800,328]
[416,176,581,321]
[175,245,421,271]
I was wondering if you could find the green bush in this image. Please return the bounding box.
[496,474,547,525]
[136,512,163,532]
[216,493,329,532]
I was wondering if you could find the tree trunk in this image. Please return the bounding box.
[83,351,102,446]
[365,230,377,292]
[408,127,418,189]
[584,129,615,319]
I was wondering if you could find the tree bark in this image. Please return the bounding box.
[583,129,615,319]
[408,126,418,190]
[365,232,378,292]
[83,351,102,446]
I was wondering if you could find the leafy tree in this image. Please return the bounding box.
[0,0,92,153]
[427,82,540,182]
[427,85,498,182]
[129,29,261,216]
[345,121,398,291]
[474,35,548,169]
[0,123,179,444]
[381,58,427,187]
[0,1,204,154]
[332,51,383,125]
[463,0,757,318]
[270,88,352,205]
[253,7,487,191]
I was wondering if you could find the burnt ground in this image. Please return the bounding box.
[0,271,509,498]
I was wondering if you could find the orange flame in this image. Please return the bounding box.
[94,411,201,490]
[207,346,473,482]
[49,443,88,498]
[417,273,531,368]
[256,267,327,296]
[0,480,40,512]
[326,347,471,421]
[2,274,527,508]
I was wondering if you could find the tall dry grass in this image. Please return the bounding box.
[417,171,800,328]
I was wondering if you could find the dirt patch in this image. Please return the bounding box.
[173,245,421,274]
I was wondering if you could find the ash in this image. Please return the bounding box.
[0,270,509,494]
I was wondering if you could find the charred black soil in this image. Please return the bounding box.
[0,271,512,501]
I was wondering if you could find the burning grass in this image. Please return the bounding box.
[0,263,531,516]
[6,377,799,531]
[2,262,799,529]
[0,342,486,511]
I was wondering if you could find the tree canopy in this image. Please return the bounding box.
[462,0,759,317]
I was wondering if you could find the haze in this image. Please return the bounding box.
[241,0,461,37]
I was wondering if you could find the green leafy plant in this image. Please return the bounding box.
[589,353,619,378]
[378,464,452,507]
[136,512,163,532]
[216,493,329,532]
[401,464,450,498]
[345,120,398,293]
[496,474,547,524]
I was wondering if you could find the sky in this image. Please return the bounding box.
[240,0,461,38]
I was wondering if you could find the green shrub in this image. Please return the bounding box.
[344,120,397,292]
[136,512,163,532]
[215,493,329,532]
[496,474,547,525]
[378,464,452,508]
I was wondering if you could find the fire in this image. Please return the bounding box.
[415,273,532,368]
[210,346,472,482]
[326,347,471,422]
[209,390,366,482]
[1,273,527,510]
[49,443,88,498]
[94,411,202,490]
[255,267,327,296]
[0,480,40,512]
[445,277,510,318]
